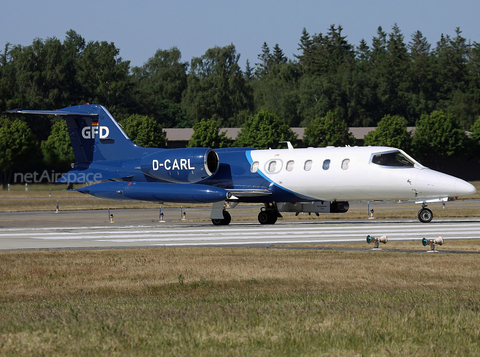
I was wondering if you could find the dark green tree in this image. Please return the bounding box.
[0,116,38,187]
[253,60,302,126]
[244,59,254,81]
[255,42,272,78]
[0,43,17,111]
[434,29,468,97]
[121,114,167,148]
[182,45,253,126]
[308,24,355,75]
[41,120,75,167]
[303,111,355,147]
[469,116,480,152]
[77,40,132,113]
[363,114,412,151]
[131,47,188,127]
[296,28,314,73]
[406,30,436,118]
[187,117,231,148]
[467,42,480,115]
[356,39,371,67]
[9,37,67,108]
[369,25,411,121]
[235,109,297,149]
[412,110,468,168]
[272,44,287,66]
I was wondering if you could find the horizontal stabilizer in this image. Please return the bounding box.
[5,108,98,117]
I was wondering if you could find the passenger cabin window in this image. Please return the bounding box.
[250,161,259,173]
[304,160,313,171]
[268,160,277,173]
[341,159,350,170]
[286,160,294,172]
[371,151,414,167]
[322,159,330,170]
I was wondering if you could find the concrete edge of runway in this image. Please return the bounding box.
[2,242,480,254]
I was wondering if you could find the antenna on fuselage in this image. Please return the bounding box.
[279,141,294,150]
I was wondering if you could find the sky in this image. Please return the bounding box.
[2,0,479,69]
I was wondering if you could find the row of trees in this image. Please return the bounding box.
[2,107,480,186]
[1,25,480,132]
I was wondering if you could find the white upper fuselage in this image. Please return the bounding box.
[248,146,476,202]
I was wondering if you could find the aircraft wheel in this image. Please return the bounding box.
[212,210,231,226]
[258,211,277,224]
[269,214,278,224]
[222,210,231,225]
[418,208,433,223]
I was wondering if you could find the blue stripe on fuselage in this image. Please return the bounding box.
[245,150,318,201]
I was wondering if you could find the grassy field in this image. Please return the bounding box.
[1,184,480,355]
[1,245,479,356]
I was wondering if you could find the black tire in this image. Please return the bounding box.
[258,211,277,224]
[418,208,433,223]
[258,211,270,224]
[222,210,231,225]
[268,214,278,224]
[212,210,231,226]
[211,218,223,226]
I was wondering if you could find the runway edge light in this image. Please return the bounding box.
[366,235,387,249]
[422,236,444,252]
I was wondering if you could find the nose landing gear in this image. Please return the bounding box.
[418,204,433,223]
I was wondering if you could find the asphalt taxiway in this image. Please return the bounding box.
[1,207,480,250]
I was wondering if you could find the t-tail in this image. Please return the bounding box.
[5,104,154,183]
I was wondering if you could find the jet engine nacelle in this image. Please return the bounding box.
[140,148,219,183]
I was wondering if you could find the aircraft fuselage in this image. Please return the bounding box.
[7,104,476,225]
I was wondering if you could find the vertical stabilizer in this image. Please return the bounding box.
[6,104,140,164]
[58,104,137,163]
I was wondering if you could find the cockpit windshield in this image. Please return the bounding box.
[371,151,415,167]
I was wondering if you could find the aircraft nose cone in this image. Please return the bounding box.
[454,179,476,197]
[415,169,476,199]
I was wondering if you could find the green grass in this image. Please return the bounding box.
[1,184,480,355]
[1,247,479,356]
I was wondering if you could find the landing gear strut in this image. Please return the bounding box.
[418,203,433,223]
[258,203,281,225]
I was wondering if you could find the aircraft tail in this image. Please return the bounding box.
[59,104,138,163]
[7,104,140,163]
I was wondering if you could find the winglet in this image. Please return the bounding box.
[280,141,294,150]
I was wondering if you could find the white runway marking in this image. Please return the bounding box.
[1,220,480,250]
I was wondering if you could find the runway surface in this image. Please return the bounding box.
[2,216,480,250]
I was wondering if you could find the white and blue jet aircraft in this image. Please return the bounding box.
[7,104,476,224]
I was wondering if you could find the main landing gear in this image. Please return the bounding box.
[211,202,282,225]
[418,203,433,223]
[258,203,282,225]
